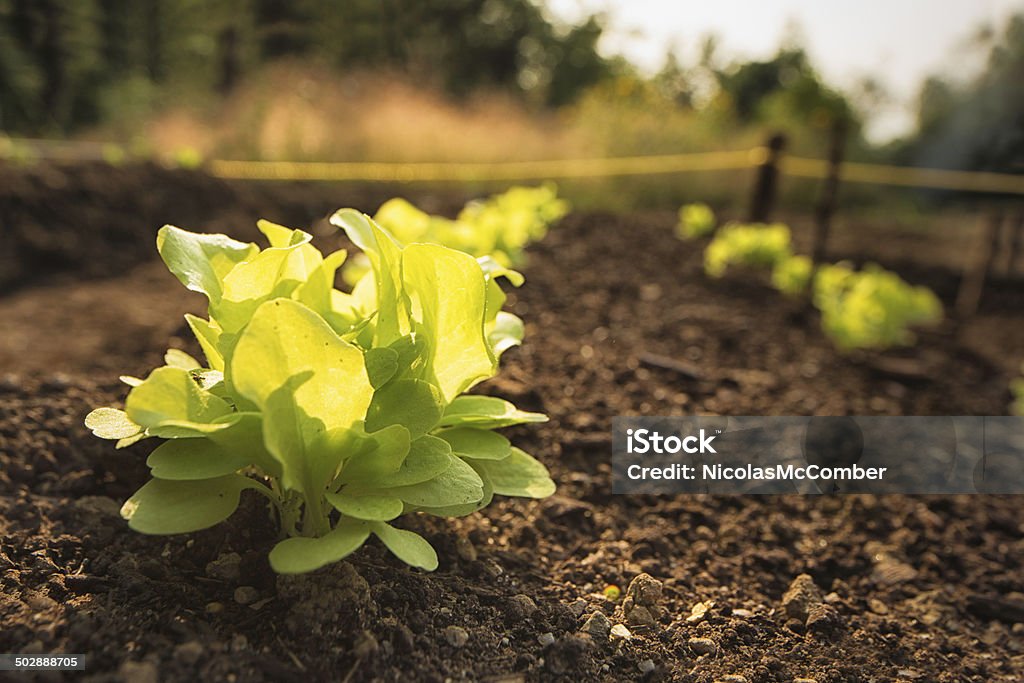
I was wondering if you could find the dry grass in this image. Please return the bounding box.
[143,62,582,163]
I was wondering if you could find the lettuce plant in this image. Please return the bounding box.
[704,222,792,278]
[771,254,813,296]
[454,183,569,266]
[674,203,716,240]
[344,184,568,284]
[86,214,554,573]
[812,262,942,350]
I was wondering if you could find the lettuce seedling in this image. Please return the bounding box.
[687,210,944,351]
[812,261,942,350]
[675,203,716,240]
[86,214,554,573]
[704,222,793,278]
[771,254,813,296]
[344,184,568,284]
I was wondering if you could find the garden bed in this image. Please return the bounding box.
[1,164,1022,682]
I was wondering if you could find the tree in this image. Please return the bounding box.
[906,13,1024,174]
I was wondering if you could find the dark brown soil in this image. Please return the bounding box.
[2,162,1023,682]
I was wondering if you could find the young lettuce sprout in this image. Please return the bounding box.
[675,203,716,240]
[343,184,568,285]
[704,222,793,278]
[86,212,554,573]
[813,262,942,350]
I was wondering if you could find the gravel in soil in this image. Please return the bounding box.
[2,165,1023,682]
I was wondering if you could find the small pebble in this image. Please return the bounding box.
[205,602,224,614]
[538,632,555,647]
[43,373,71,390]
[580,612,611,639]
[623,573,664,628]
[872,560,918,586]
[509,594,537,617]
[717,676,747,683]
[868,598,889,615]
[234,586,258,605]
[173,641,203,666]
[354,630,379,658]
[806,603,842,636]
[638,659,655,674]
[230,634,248,652]
[455,536,478,562]
[568,598,588,618]
[688,637,718,656]
[687,601,713,623]
[205,553,242,582]
[444,625,469,648]
[118,661,157,683]
[609,624,632,640]
[781,574,823,623]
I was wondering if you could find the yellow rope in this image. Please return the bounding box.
[4,135,1023,194]
[784,156,1024,195]
[207,149,1024,195]
[206,149,757,182]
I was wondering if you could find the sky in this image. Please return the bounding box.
[546,0,1024,141]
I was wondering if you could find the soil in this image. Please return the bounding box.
[1,162,1023,682]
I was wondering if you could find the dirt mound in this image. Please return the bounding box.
[0,161,467,291]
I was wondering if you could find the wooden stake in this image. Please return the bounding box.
[811,118,847,264]
[748,133,787,223]
[1002,209,1023,276]
[956,210,1003,320]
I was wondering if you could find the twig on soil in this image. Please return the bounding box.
[277,637,307,672]
[638,352,706,380]
[340,657,362,683]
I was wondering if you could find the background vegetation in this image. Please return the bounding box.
[0,1,1021,210]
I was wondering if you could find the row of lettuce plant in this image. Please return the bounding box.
[343,184,568,285]
[676,204,943,351]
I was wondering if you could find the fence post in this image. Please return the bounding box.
[748,133,787,223]
[811,118,847,264]
[956,209,1003,320]
[1002,209,1023,276]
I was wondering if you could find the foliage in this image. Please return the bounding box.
[346,184,568,284]
[674,203,716,239]
[453,184,569,265]
[812,262,943,350]
[771,254,813,296]
[693,211,943,351]
[902,13,1024,176]
[703,222,792,278]
[0,0,613,136]
[86,214,553,573]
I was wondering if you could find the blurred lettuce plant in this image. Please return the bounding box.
[674,202,716,239]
